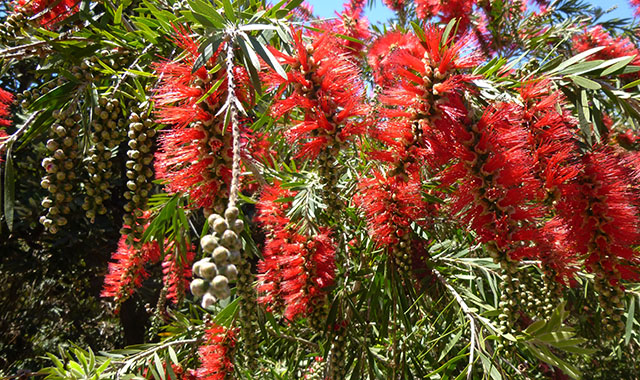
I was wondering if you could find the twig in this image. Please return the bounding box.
[112,43,154,95]
[113,338,198,379]
[0,35,88,57]
[432,269,479,380]
[223,30,242,208]
[266,327,319,350]
[0,110,43,155]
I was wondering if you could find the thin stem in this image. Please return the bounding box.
[432,269,478,380]
[0,110,43,155]
[112,43,154,95]
[266,327,319,350]
[223,31,242,208]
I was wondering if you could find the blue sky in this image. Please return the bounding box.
[307,0,636,25]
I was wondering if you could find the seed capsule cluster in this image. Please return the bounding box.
[39,110,81,233]
[302,357,326,380]
[16,81,59,110]
[82,97,125,221]
[121,109,155,243]
[593,262,626,335]
[0,11,27,42]
[327,328,347,379]
[191,206,244,307]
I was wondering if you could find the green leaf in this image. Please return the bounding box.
[193,37,223,73]
[551,46,606,74]
[153,353,166,380]
[524,320,546,335]
[4,145,15,231]
[114,2,123,24]
[601,55,637,76]
[440,18,458,48]
[625,297,635,345]
[246,35,287,79]
[221,0,236,23]
[570,75,601,90]
[410,21,425,42]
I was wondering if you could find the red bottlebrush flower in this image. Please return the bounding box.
[13,0,79,27]
[632,0,640,16]
[263,27,367,159]
[367,31,423,86]
[557,147,640,285]
[162,242,196,304]
[290,1,314,20]
[618,129,640,149]
[573,26,640,79]
[355,170,430,247]
[0,88,14,127]
[196,324,237,380]
[256,185,337,320]
[319,0,371,55]
[153,28,251,210]
[101,234,161,305]
[414,0,476,32]
[383,0,406,12]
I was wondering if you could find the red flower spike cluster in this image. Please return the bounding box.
[558,148,640,286]
[256,185,337,321]
[196,324,237,380]
[632,0,640,16]
[414,0,476,33]
[573,26,640,80]
[154,28,250,211]
[263,27,367,159]
[12,0,79,27]
[0,88,14,163]
[321,0,371,55]
[162,242,196,304]
[355,170,429,247]
[101,233,161,305]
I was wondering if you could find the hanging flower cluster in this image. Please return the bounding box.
[256,185,337,322]
[263,27,367,160]
[162,242,196,304]
[102,212,196,307]
[196,324,237,380]
[153,28,250,212]
[0,88,14,162]
[363,23,640,330]
[101,232,161,305]
[320,0,371,55]
[11,0,79,27]
[573,26,640,80]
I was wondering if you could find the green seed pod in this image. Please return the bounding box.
[212,246,229,264]
[200,261,218,280]
[213,285,231,300]
[190,278,208,297]
[212,218,228,234]
[211,275,229,290]
[222,264,238,281]
[201,292,216,308]
[232,219,244,233]
[224,206,239,221]
[221,229,238,247]
[228,250,241,264]
[200,234,218,253]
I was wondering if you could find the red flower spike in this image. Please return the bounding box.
[573,26,640,80]
[153,28,252,210]
[162,242,196,304]
[101,236,161,306]
[13,0,79,27]
[196,324,237,380]
[263,27,367,159]
[557,147,640,286]
[256,185,337,320]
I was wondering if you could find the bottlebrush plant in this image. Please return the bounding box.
[2,0,640,378]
